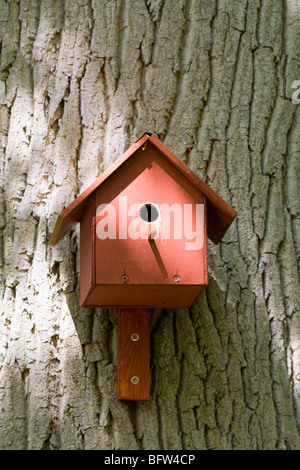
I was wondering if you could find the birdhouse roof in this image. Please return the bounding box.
[50,133,237,246]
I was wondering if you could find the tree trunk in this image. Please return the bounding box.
[0,0,300,450]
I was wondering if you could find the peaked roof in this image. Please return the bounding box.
[50,133,237,246]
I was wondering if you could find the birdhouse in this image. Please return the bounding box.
[50,132,237,401]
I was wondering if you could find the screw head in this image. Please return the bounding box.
[173,275,180,283]
[121,274,129,283]
[131,376,139,385]
[131,333,139,342]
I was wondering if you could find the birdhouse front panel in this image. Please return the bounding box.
[80,143,208,308]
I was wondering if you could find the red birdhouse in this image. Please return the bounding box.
[50,133,237,401]
[50,133,236,308]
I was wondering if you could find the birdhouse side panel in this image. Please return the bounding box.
[80,194,95,306]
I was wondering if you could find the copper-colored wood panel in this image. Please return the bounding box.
[81,284,206,308]
[117,308,150,401]
[94,147,206,289]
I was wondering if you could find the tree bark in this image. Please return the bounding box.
[0,0,300,450]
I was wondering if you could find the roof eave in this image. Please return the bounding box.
[50,133,150,246]
[148,135,237,244]
[50,133,237,247]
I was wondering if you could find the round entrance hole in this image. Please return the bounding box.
[139,203,159,223]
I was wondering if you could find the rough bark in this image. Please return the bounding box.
[0,0,300,450]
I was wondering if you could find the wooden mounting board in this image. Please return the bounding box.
[117,308,150,401]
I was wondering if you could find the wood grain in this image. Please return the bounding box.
[117,308,150,401]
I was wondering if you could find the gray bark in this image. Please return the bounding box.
[0,0,300,450]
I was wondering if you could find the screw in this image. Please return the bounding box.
[173,275,180,283]
[131,376,139,385]
[121,274,129,283]
[131,333,139,342]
